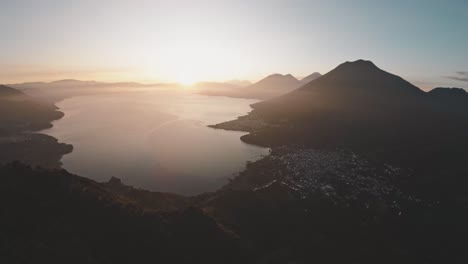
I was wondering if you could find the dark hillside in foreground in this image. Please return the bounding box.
[2,153,467,263]
[0,163,243,264]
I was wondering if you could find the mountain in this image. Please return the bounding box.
[213,60,468,201]
[426,87,468,117]
[10,79,103,90]
[200,73,304,100]
[0,85,71,167]
[0,85,64,135]
[193,81,240,91]
[3,63,468,263]
[225,80,252,86]
[199,73,322,100]
[428,87,467,96]
[0,84,24,97]
[9,80,119,102]
[0,163,243,264]
[10,79,153,89]
[9,80,182,102]
[193,82,244,98]
[253,60,425,115]
[11,79,182,91]
[249,73,300,94]
[299,72,322,86]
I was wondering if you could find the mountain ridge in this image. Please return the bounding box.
[198,72,320,99]
[0,84,24,97]
[0,85,64,135]
[213,59,468,175]
[252,60,426,114]
[299,72,322,86]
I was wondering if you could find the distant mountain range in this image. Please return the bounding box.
[198,72,322,99]
[8,73,325,102]
[9,79,178,89]
[8,79,183,102]
[225,80,252,86]
[192,81,240,92]
[299,72,322,86]
[246,74,300,97]
[0,84,24,97]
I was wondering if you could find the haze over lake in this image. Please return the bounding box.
[42,88,270,195]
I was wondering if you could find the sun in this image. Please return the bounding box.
[177,75,197,86]
[152,33,243,87]
[176,70,199,86]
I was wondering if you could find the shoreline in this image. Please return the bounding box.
[0,102,73,169]
[0,132,73,169]
[25,95,270,195]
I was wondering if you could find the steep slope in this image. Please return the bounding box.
[244,73,301,99]
[0,85,63,134]
[214,60,468,198]
[427,87,468,116]
[253,60,425,117]
[0,84,24,97]
[251,73,300,90]
[299,72,322,86]
[0,163,244,264]
[225,80,252,86]
[198,73,305,99]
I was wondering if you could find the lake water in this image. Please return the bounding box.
[42,88,270,195]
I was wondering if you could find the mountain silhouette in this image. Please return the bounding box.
[0,163,242,264]
[232,73,302,99]
[427,87,468,116]
[0,85,63,134]
[225,79,252,86]
[199,73,316,99]
[211,60,468,222]
[428,87,467,96]
[9,80,183,102]
[299,72,322,86]
[215,60,468,180]
[193,81,240,91]
[252,73,300,89]
[0,84,24,97]
[253,60,425,116]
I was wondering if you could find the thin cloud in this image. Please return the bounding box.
[446,71,468,82]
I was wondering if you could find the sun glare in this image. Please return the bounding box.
[176,71,198,86]
[145,30,244,86]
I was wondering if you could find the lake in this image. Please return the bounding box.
[42,88,270,195]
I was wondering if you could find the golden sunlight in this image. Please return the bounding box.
[175,70,199,86]
[147,30,243,85]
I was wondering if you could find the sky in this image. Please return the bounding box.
[1,0,467,90]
